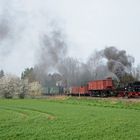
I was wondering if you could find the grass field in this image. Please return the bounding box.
[0,97,140,140]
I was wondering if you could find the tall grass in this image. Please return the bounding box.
[0,98,140,140]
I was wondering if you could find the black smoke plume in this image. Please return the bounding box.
[34,28,67,86]
[103,47,134,79]
[0,19,9,41]
[34,31,135,87]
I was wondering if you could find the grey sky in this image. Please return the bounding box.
[0,0,140,75]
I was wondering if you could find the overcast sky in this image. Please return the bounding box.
[0,0,140,75]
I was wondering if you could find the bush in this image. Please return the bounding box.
[0,74,20,98]
[28,82,42,98]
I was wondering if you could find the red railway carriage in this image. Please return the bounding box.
[71,86,89,95]
[70,78,140,98]
[88,78,114,97]
[71,87,79,94]
[88,78,113,91]
[79,86,89,94]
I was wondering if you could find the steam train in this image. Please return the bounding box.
[69,78,140,98]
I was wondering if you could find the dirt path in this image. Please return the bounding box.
[81,96,140,103]
[42,95,140,103]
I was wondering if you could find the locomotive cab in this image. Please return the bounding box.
[125,81,140,97]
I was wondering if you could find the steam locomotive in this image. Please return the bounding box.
[69,78,140,98]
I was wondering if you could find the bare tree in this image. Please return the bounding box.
[87,50,103,80]
[132,64,140,81]
[58,57,80,86]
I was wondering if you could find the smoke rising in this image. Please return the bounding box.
[34,28,67,86]
[41,30,67,72]
[103,47,134,79]
[0,1,137,86]
[0,19,10,41]
[35,40,135,87]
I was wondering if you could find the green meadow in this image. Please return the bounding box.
[0,97,140,140]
